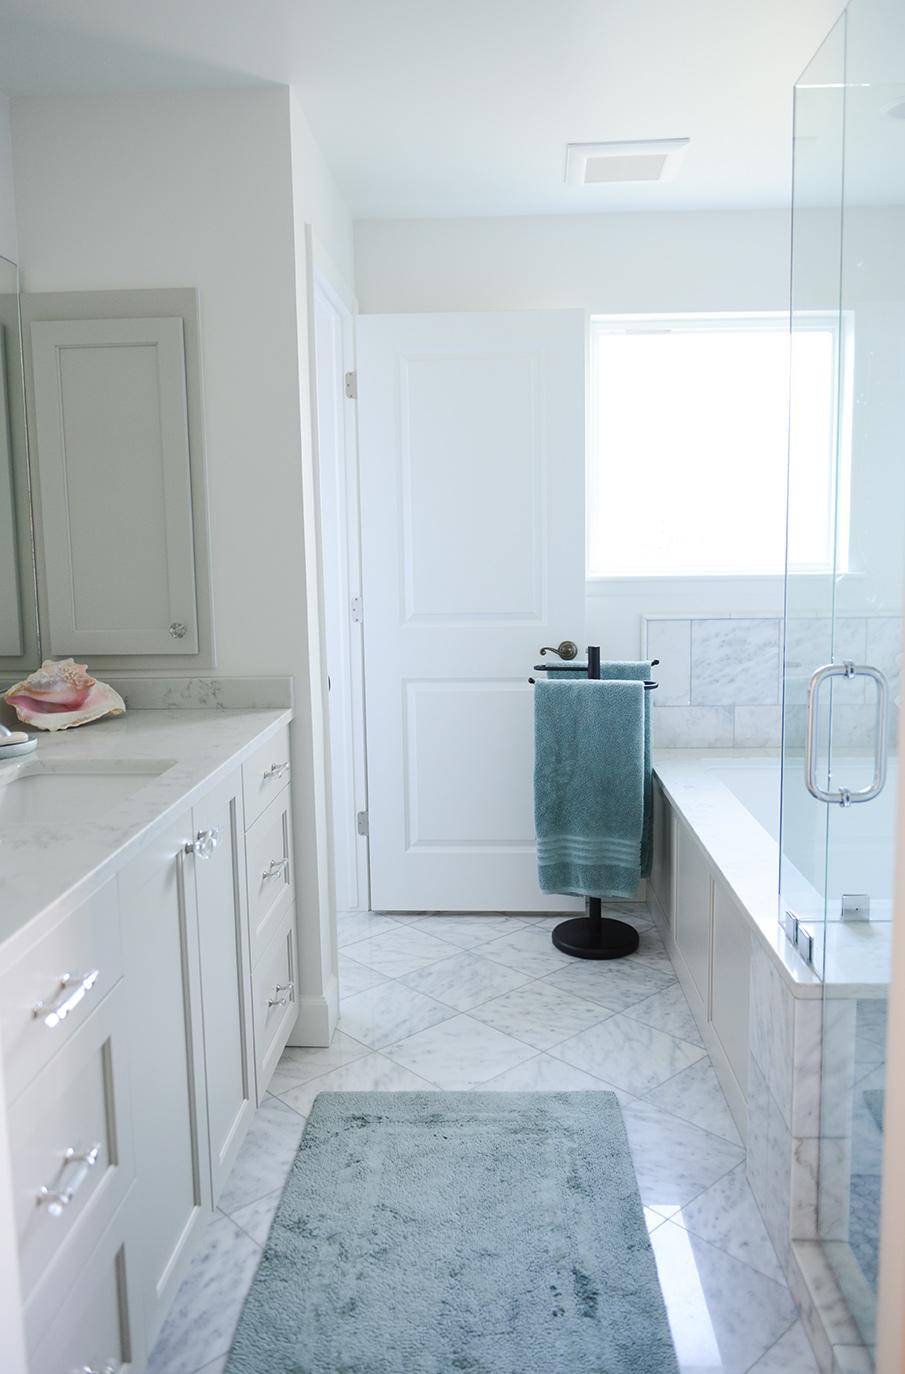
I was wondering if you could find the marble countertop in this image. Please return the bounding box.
[0,707,292,953]
[654,749,890,997]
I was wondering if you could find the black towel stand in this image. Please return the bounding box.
[548,645,649,961]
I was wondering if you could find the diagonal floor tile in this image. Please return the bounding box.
[338,926,460,978]
[408,914,531,948]
[217,1096,305,1213]
[146,1214,261,1374]
[267,1030,370,1094]
[338,954,390,997]
[223,1186,284,1247]
[544,957,676,1013]
[672,1162,785,1284]
[339,981,453,1049]
[620,1099,744,1213]
[624,982,704,1046]
[277,1050,435,1116]
[747,1320,820,1372]
[651,1220,797,1373]
[481,1052,637,1103]
[469,977,612,1050]
[551,1012,705,1093]
[399,950,535,1011]
[479,925,577,977]
[382,1013,537,1089]
[336,910,404,947]
[645,1059,742,1145]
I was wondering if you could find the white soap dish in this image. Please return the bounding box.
[0,727,37,758]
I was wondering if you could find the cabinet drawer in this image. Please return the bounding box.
[242,725,291,828]
[246,789,293,961]
[28,1194,144,1374]
[0,879,121,1103]
[12,981,133,1323]
[253,906,297,1097]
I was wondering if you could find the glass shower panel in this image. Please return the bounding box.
[819,0,905,1347]
[780,14,846,971]
[783,0,905,1354]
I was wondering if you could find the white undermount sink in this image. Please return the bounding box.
[0,759,175,825]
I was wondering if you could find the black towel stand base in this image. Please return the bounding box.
[552,898,640,960]
[549,644,642,962]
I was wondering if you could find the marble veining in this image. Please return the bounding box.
[674,1162,786,1285]
[0,705,292,948]
[645,1058,742,1146]
[399,948,535,1010]
[552,1011,706,1094]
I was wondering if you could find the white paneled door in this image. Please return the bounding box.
[358,310,586,911]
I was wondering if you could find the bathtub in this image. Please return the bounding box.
[651,750,893,1009]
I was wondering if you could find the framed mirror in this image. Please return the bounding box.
[0,256,39,673]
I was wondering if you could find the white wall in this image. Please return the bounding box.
[0,98,17,263]
[355,207,904,660]
[355,210,795,657]
[10,86,353,1041]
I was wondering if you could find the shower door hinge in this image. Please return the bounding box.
[782,909,816,969]
[344,370,357,400]
[356,810,369,837]
[841,893,870,922]
[351,595,363,624]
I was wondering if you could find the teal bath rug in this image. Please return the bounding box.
[224,1091,678,1374]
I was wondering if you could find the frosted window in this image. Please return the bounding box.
[588,317,846,578]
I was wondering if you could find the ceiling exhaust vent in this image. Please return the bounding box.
[564,138,690,185]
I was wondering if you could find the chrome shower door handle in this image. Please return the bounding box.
[805,661,889,806]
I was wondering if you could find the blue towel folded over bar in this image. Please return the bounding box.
[534,678,647,899]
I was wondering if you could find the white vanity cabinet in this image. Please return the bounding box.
[120,812,212,1348]
[0,712,297,1374]
[190,772,256,1203]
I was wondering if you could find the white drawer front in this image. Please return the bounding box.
[12,982,133,1323]
[28,1195,144,1374]
[0,879,122,1104]
[246,789,293,962]
[242,724,291,828]
[252,906,297,1098]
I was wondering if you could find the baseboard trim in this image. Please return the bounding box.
[288,974,339,1048]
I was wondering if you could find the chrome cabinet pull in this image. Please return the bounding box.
[37,1143,101,1216]
[32,970,100,1029]
[263,761,290,781]
[538,640,579,660]
[262,857,289,882]
[805,661,889,806]
[268,981,295,1009]
[185,827,221,860]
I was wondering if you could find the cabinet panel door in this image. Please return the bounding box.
[711,881,751,1093]
[675,823,713,1011]
[119,814,210,1345]
[192,773,256,1202]
[30,315,198,655]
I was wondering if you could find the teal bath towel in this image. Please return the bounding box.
[534,679,646,898]
[543,661,653,878]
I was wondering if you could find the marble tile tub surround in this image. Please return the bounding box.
[148,904,819,1374]
[644,615,902,748]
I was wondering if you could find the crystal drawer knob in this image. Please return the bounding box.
[185,828,221,860]
[169,622,187,639]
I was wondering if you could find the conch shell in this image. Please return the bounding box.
[3,659,125,731]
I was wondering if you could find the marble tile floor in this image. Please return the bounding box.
[147,906,819,1374]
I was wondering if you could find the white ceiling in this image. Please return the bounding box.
[0,0,859,217]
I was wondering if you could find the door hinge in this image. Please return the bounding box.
[344,370,357,400]
[351,595,363,624]
[356,810,369,836]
